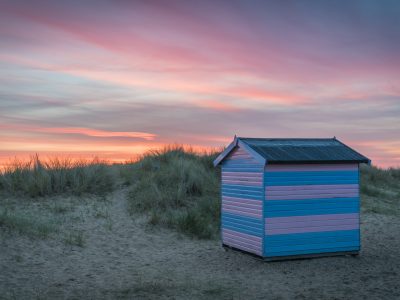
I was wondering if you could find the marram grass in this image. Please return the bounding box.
[1,148,398,239]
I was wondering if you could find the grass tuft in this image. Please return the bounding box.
[0,155,116,197]
[64,230,85,247]
[127,146,220,239]
[360,165,400,215]
[0,208,58,238]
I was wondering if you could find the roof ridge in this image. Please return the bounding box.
[238,137,336,140]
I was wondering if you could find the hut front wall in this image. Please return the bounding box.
[264,164,360,258]
[221,146,264,256]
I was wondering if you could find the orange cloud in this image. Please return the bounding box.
[0,122,156,141]
[37,127,156,140]
[221,86,309,105]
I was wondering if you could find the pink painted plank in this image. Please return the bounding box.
[222,228,262,243]
[266,184,359,191]
[266,218,359,229]
[265,223,359,235]
[222,197,262,205]
[222,200,262,210]
[222,236,261,250]
[222,178,262,185]
[222,178,262,183]
[222,196,261,204]
[222,201,261,210]
[222,177,263,184]
[223,175,263,180]
[223,172,263,178]
[266,164,358,172]
[229,153,253,158]
[223,237,262,255]
[222,229,262,255]
[222,237,261,251]
[222,195,262,203]
[266,213,359,224]
[222,204,261,215]
[266,191,359,200]
[222,207,262,218]
[223,174,263,179]
[222,180,263,187]
[222,204,261,214]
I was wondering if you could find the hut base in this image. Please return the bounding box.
[222,244,359,261]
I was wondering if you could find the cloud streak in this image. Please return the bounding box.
[36,127,156,140]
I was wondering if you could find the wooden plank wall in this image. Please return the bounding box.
[264,164,360,258]
[221,146,264,256]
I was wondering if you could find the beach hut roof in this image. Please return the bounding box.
[214,137,371,166]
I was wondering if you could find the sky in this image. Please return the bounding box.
[0,0,399,167]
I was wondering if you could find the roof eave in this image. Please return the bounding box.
[213,137,267,167]
[334,138,372,165]
[213,136,238,167]
[265,159,371,164]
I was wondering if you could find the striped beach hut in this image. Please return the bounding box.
[213,137,370,260]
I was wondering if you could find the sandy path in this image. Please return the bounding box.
[1,190,400,299]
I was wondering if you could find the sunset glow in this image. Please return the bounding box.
[0,1,399,168]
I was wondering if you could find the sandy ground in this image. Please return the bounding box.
[1,189,399,300]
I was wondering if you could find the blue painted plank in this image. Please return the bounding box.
[222,212,263,226]
[222,189,263,196]
[221,213,264,236]
[265,177,359,183]
[222,190,263,198]
[265,198,359,211]
[222,223,263,237]
[222,184,263,192]
[266,241,359,253]
[222,191,263,200]
[265,197,359,205]
[265,246,360,257]
[264,230,359,256]
[221,217,263,229]
[264,170,358,178]
[266,236,359,247]
[223,195,263,202]
[265,230,359,244]
[264,170,359,185]
[265,179,358,186]
[265,206,359,217]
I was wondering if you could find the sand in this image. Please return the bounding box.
[1,189,399,299]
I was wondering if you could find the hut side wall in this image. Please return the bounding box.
[221,146,264,256]
[264,164,360,258]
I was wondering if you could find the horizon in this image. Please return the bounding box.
[1,1,399,168]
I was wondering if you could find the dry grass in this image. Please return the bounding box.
[0,207,58,238]
[0,155,116,197]
[360,165,400,215]
[126,146,220,239]
[1,148,399,240]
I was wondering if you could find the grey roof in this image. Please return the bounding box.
[239,137,370,164]
[213,136,371,166]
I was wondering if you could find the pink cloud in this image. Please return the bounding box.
[0,123,156,140]
[194,99,241,112]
